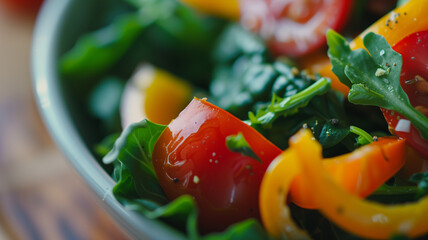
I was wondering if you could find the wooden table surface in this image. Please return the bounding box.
[0,4,128,240]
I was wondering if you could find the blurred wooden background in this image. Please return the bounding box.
[0,3,128,239]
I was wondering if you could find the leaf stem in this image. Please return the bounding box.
[350,126,373,145]
[249,78,331,127]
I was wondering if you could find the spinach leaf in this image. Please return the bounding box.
[61,0,225,88]
[103,120,168,203]
[409,172,428,199]
[203,219,272,240]
[327,30,428,140]
[209,24,274,118]
[61,13,149,79]
[225,132,261,163]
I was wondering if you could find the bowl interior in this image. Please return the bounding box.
[32,0,185,239]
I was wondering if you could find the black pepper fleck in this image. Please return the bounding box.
[337,206,344,215]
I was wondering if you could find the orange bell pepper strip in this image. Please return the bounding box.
[319,0,428,95]
[291,129,428,239]
[260,129,406,238]
[179,0,239,20]
[290,136,406,209]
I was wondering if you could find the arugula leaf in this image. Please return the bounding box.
[327,30,428,140]
[103,120,168,203]
[247,78,331,128]
[225,133,261,163]
[349,126,373,146]
[250,92,355,154]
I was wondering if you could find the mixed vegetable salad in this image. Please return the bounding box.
[61,0,428,239]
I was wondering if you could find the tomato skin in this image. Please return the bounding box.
[0,0,43,15]
[381,30,428,158]
[240,0,353,57]
[152,98,281,233]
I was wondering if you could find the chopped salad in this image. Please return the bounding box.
[60,0,428,239]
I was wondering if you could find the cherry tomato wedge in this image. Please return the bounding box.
[240,0,353,57]
[381,30,428,158]
[152,98,282,233]
[0,0,43,15]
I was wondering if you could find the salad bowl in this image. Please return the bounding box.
[32,0,185,239]
[32,0,428,239]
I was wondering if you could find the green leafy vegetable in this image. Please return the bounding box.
[61,0,225,88]
[409,172,428,199]
[103,120,168,203]
[203,219,272,240]
[349,126,373,145]
[247,78,331,128]
[209,25,369,154]
[94,133,120,157]
[104,119,271,238]
[327,30,428,140]
[61,13,149,78]
[225,132,261,163]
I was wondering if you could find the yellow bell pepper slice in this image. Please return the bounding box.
[120,64,192,127]
[259,149,311,239]
[320,0,428,95]
[290,129,428,239]
[180,0,239,20]
[144,68,192,125]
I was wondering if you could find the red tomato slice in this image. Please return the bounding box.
[152,98,281,233]
[0,0,43,15]
[240,0,353,57]
[382,30,428,158]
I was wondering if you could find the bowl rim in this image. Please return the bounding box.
[31,0,185,239]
